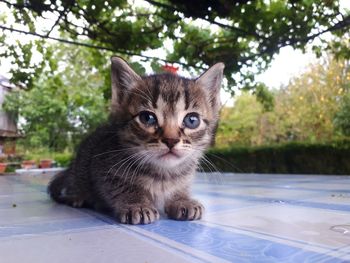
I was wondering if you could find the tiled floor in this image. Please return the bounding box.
[0,172,349,263]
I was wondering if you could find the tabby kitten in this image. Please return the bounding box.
[48,57,224,224]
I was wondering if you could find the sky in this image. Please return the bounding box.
[0,0,349,101]
[256,47,316,89]
[258,0,349,89]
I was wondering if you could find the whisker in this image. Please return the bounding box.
[190,145,245,174]
[188,148,224,185]
[93,147,137,158]
[118,153,147,186]
[206,152,246,173]
[200,155,224,185]
[106,152,139,181]
[129,153,152,186]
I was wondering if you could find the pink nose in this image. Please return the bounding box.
[161,138,180,149]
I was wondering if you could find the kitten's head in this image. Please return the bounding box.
[110,57,224,170]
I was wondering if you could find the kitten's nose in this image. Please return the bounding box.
[161,138,180,149]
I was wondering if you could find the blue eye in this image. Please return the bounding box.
[183,113,200,129]
[139,111,158,126]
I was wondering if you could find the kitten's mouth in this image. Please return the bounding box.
[159,150,181,159]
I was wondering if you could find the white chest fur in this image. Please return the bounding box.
[138,175,193,212]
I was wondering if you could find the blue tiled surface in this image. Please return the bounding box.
[0,172,349,263]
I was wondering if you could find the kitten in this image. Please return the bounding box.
[48,57,224,224]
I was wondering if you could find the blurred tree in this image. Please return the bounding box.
[217,92,263,146]
[3,43,109,151]
[0,0,349,94]
[276,58,349,142]
[216,56,350,147]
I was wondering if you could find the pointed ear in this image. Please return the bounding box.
[196,62,225,109]
[110,56,142,109]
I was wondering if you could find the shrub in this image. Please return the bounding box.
[54,152,72,167]
[205,140,350,175]
[334,92,350,136]
[20,148,72,168]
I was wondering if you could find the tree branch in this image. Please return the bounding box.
[143,0,264,39]
[271,14,350,53]
[240,14,350,65]
[0,0,52,12]
[46,8,68,37]
[0,25,205,69]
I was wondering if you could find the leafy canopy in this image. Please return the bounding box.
[1,0,350,94]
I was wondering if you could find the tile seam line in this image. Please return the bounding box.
[80,209,216,263]
[196,190,350,213]
[195,181,350,194]
[120,225,215,263]
[199,220,348,252]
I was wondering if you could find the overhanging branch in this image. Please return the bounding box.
[0,25,205,69]
[143,0,263,38]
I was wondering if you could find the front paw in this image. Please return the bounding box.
[116,205,160,225]
[166,199,204,221]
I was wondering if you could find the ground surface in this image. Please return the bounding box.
[0,171,349,263]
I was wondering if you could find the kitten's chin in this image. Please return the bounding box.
[158,151,182,164]
[156,157,185,168]
[159,151,180,159]
[153,150,196,169]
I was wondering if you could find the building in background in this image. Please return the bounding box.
[0,75,20,156]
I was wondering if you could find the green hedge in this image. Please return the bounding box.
[205,140,350,175]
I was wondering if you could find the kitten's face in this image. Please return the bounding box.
[110,58,224,170]
[124,76,215,168]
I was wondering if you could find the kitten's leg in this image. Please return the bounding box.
[110,189,160,225]
[165,191,204,221]
[48,170,87,208]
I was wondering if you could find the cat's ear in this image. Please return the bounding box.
[196,62,225,109]
[110,56,142,109]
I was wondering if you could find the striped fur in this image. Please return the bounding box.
[48,57,224,224]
